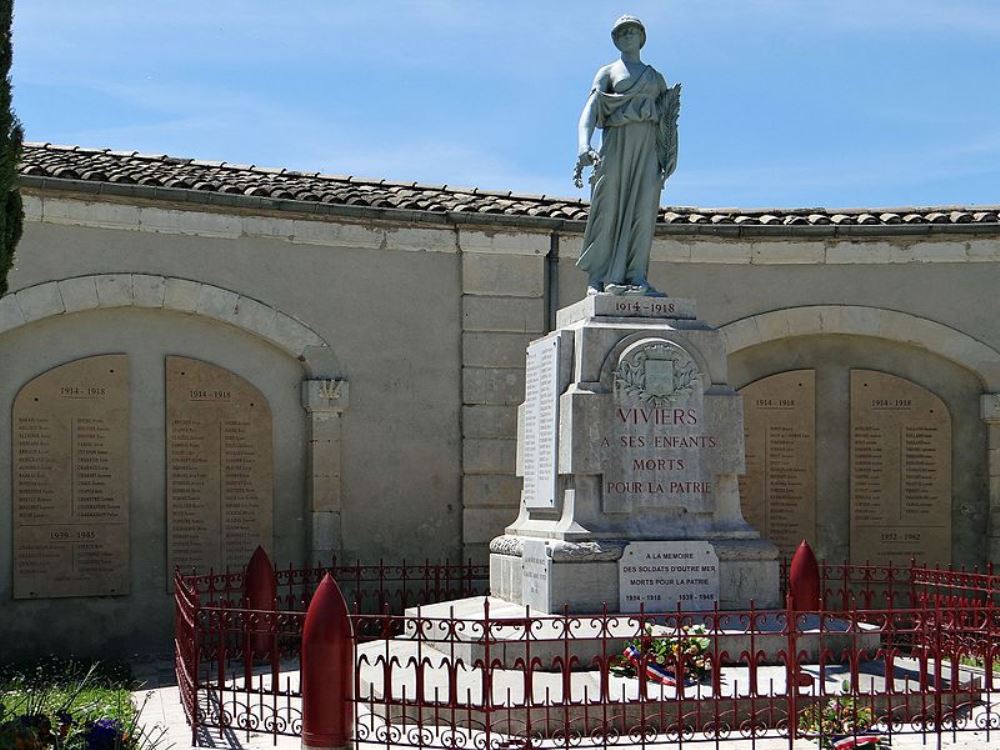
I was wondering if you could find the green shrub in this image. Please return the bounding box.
[0,659,167,750]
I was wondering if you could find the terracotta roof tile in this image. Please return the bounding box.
[16,143,1000,230]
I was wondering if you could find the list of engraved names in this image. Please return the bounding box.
[850,370,951,565]
[522,337,560,509]
[738,371,816,557]
[13,355,130,598]
[166,357,273,583]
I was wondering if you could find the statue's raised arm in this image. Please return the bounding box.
[574,15,681,298]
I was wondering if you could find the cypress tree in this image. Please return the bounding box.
[0,0,23,297]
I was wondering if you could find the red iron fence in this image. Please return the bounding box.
[174,552,1000,749]
[173,555,488,743]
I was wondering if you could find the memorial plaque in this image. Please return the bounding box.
[601,339,717,513]
[520,539,552,612]
[13,355,130,598]
[850,370,951,566]
[166,357,273,583]
[619,541,719,613]
[738,371,816,557]
[522,336,560,509]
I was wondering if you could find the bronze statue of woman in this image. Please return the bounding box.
[574,15,681,297]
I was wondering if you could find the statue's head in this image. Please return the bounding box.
[611,14,646,51]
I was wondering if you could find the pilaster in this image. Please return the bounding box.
[981,393,1000,565]
[302,379,350,563]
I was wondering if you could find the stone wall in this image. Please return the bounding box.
[3,187,1000,655]
[460,230,548,561]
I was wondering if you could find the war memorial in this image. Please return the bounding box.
[2,14,1000,749]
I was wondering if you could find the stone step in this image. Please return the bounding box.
[401,597,881,667]
[358,637,981,736]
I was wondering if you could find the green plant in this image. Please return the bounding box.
[798,686,885,750]
[0,660,168,750]
[0,0,24,297]
[608,624,712,683]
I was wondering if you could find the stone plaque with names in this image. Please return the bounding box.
[520,539,552,612]
[619,541,719,613]
[13,355,130,598]
[738,370,816,558]
[850,370,951,566]
[166,357,273,583]
[522,336,560,509]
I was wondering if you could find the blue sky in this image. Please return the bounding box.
[11,1,1000,209]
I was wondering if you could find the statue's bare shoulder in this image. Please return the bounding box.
[590,64,615,94]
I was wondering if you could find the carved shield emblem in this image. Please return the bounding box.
[614,339,700,407]
[644,359,674,398]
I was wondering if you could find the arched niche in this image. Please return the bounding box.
[0,307,308,656]
[728,334,983,567]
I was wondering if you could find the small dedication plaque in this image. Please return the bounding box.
[520,539,552,612]
[619,541,719,613]
[13,355,130,598]
[850,370,951,566]
[166,357,273,584]
[522,336,560,509]
[738,370,816,557]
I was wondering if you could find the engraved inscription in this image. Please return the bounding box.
[607,298,687,318]
[850,370,951,566]
[738,371,816,557]
[13,355,130,598]
[520,539,551,612]
[619,541,719,613]
[166,357,273,584]
[522,337,560,509]
[601,339,715,513]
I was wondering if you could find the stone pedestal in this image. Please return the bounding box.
[489,294,779,612]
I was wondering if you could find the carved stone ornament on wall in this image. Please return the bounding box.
[614,341,699,407]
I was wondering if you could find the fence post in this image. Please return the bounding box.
[788,541,818,695]
[243,546,278,660]
[301,572,354,750]
[789,540,820,612]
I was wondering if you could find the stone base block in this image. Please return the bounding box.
[491,549,619,613]
[714,538,781,609]
[490,535,780,614]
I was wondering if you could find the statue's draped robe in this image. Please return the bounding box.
[577,66,667,286]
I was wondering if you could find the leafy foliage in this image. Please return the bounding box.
[0,659,168,750]
[0,0,24,297]
[798,686,886,750]
[608,624,712,682]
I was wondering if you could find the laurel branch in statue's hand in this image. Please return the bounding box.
[573,149,602,189]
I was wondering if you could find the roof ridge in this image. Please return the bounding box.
[17,142,1000,223]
